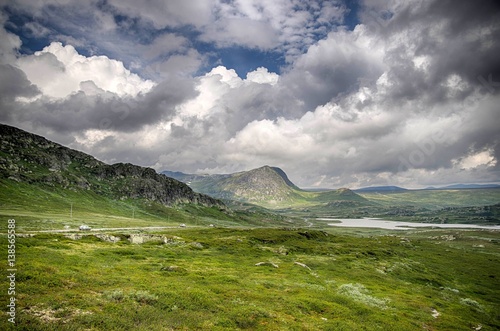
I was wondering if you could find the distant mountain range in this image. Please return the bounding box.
[354,184,500,192]
[354,186,408,193]
[428,184,500,190]
[0,124,223,208]
[163,165,500,210]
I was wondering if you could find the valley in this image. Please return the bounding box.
[164,166,500,226]
[1,124,499,330]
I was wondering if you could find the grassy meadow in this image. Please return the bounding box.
[1,177,499,330]
[1,226,499,330]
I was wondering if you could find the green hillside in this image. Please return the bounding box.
[0,124,294,230]
[163,166,371,210]
[358,189,500,210]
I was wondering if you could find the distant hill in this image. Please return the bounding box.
[164,166,304,207]
[161,170,192,182]
[354,186,408,193]
[162,166,369,209]
[0,123,223,208]
[438,184,500,190]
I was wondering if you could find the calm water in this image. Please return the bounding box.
[318,218,500,230]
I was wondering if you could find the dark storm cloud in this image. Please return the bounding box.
[0,64,41,123]
[458,96,500,165]
[281,27,385,111]
[363,0,500,105]
[2,77,197,133]
[217,83,305,135]
[1,0,499,188]
[0,64,40,100]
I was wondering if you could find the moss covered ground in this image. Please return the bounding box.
[1,227,498,330]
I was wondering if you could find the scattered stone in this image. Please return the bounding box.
[24,305,93,323]
[16,233,35,238]
[163,236,185,245]
[431,308,440,318]
[94,234,121,243]
[129,234,166,244]
[128,234,146,244]
[277,246,288,255]
[160,265,186,273]
[441,287,460,293]
[163,265,178,271]
[8,176,20,182]
[25,306,60,322]
[255,262,279,268]
[294,262,311,270]
[190,242,204,249]
[64,234,83,240]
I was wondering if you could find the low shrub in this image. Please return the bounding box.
[338,283,389,309]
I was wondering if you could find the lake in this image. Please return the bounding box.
[318,218,500,230]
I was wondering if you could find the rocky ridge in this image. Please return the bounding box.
[0,123,223,208]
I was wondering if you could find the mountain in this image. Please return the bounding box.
[0,123,223,208]
[354,186,408,193]
[162,170,231,187]
[440,184,500,190]
[180,165,304,207]
[162,166,370,209]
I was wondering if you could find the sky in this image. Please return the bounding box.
[0,0,499,189]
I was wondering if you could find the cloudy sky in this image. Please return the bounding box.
[0,0,499,189]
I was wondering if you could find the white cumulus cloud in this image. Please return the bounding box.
[16,42,155,98]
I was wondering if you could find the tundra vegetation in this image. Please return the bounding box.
[1,198,499,331]
[0,124,499,330]
[0,226,499,330]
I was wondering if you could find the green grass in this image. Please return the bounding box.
[0,178,298,231]
[1,170,499,329]
[358,189,500,210]
[0,227,498,330]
